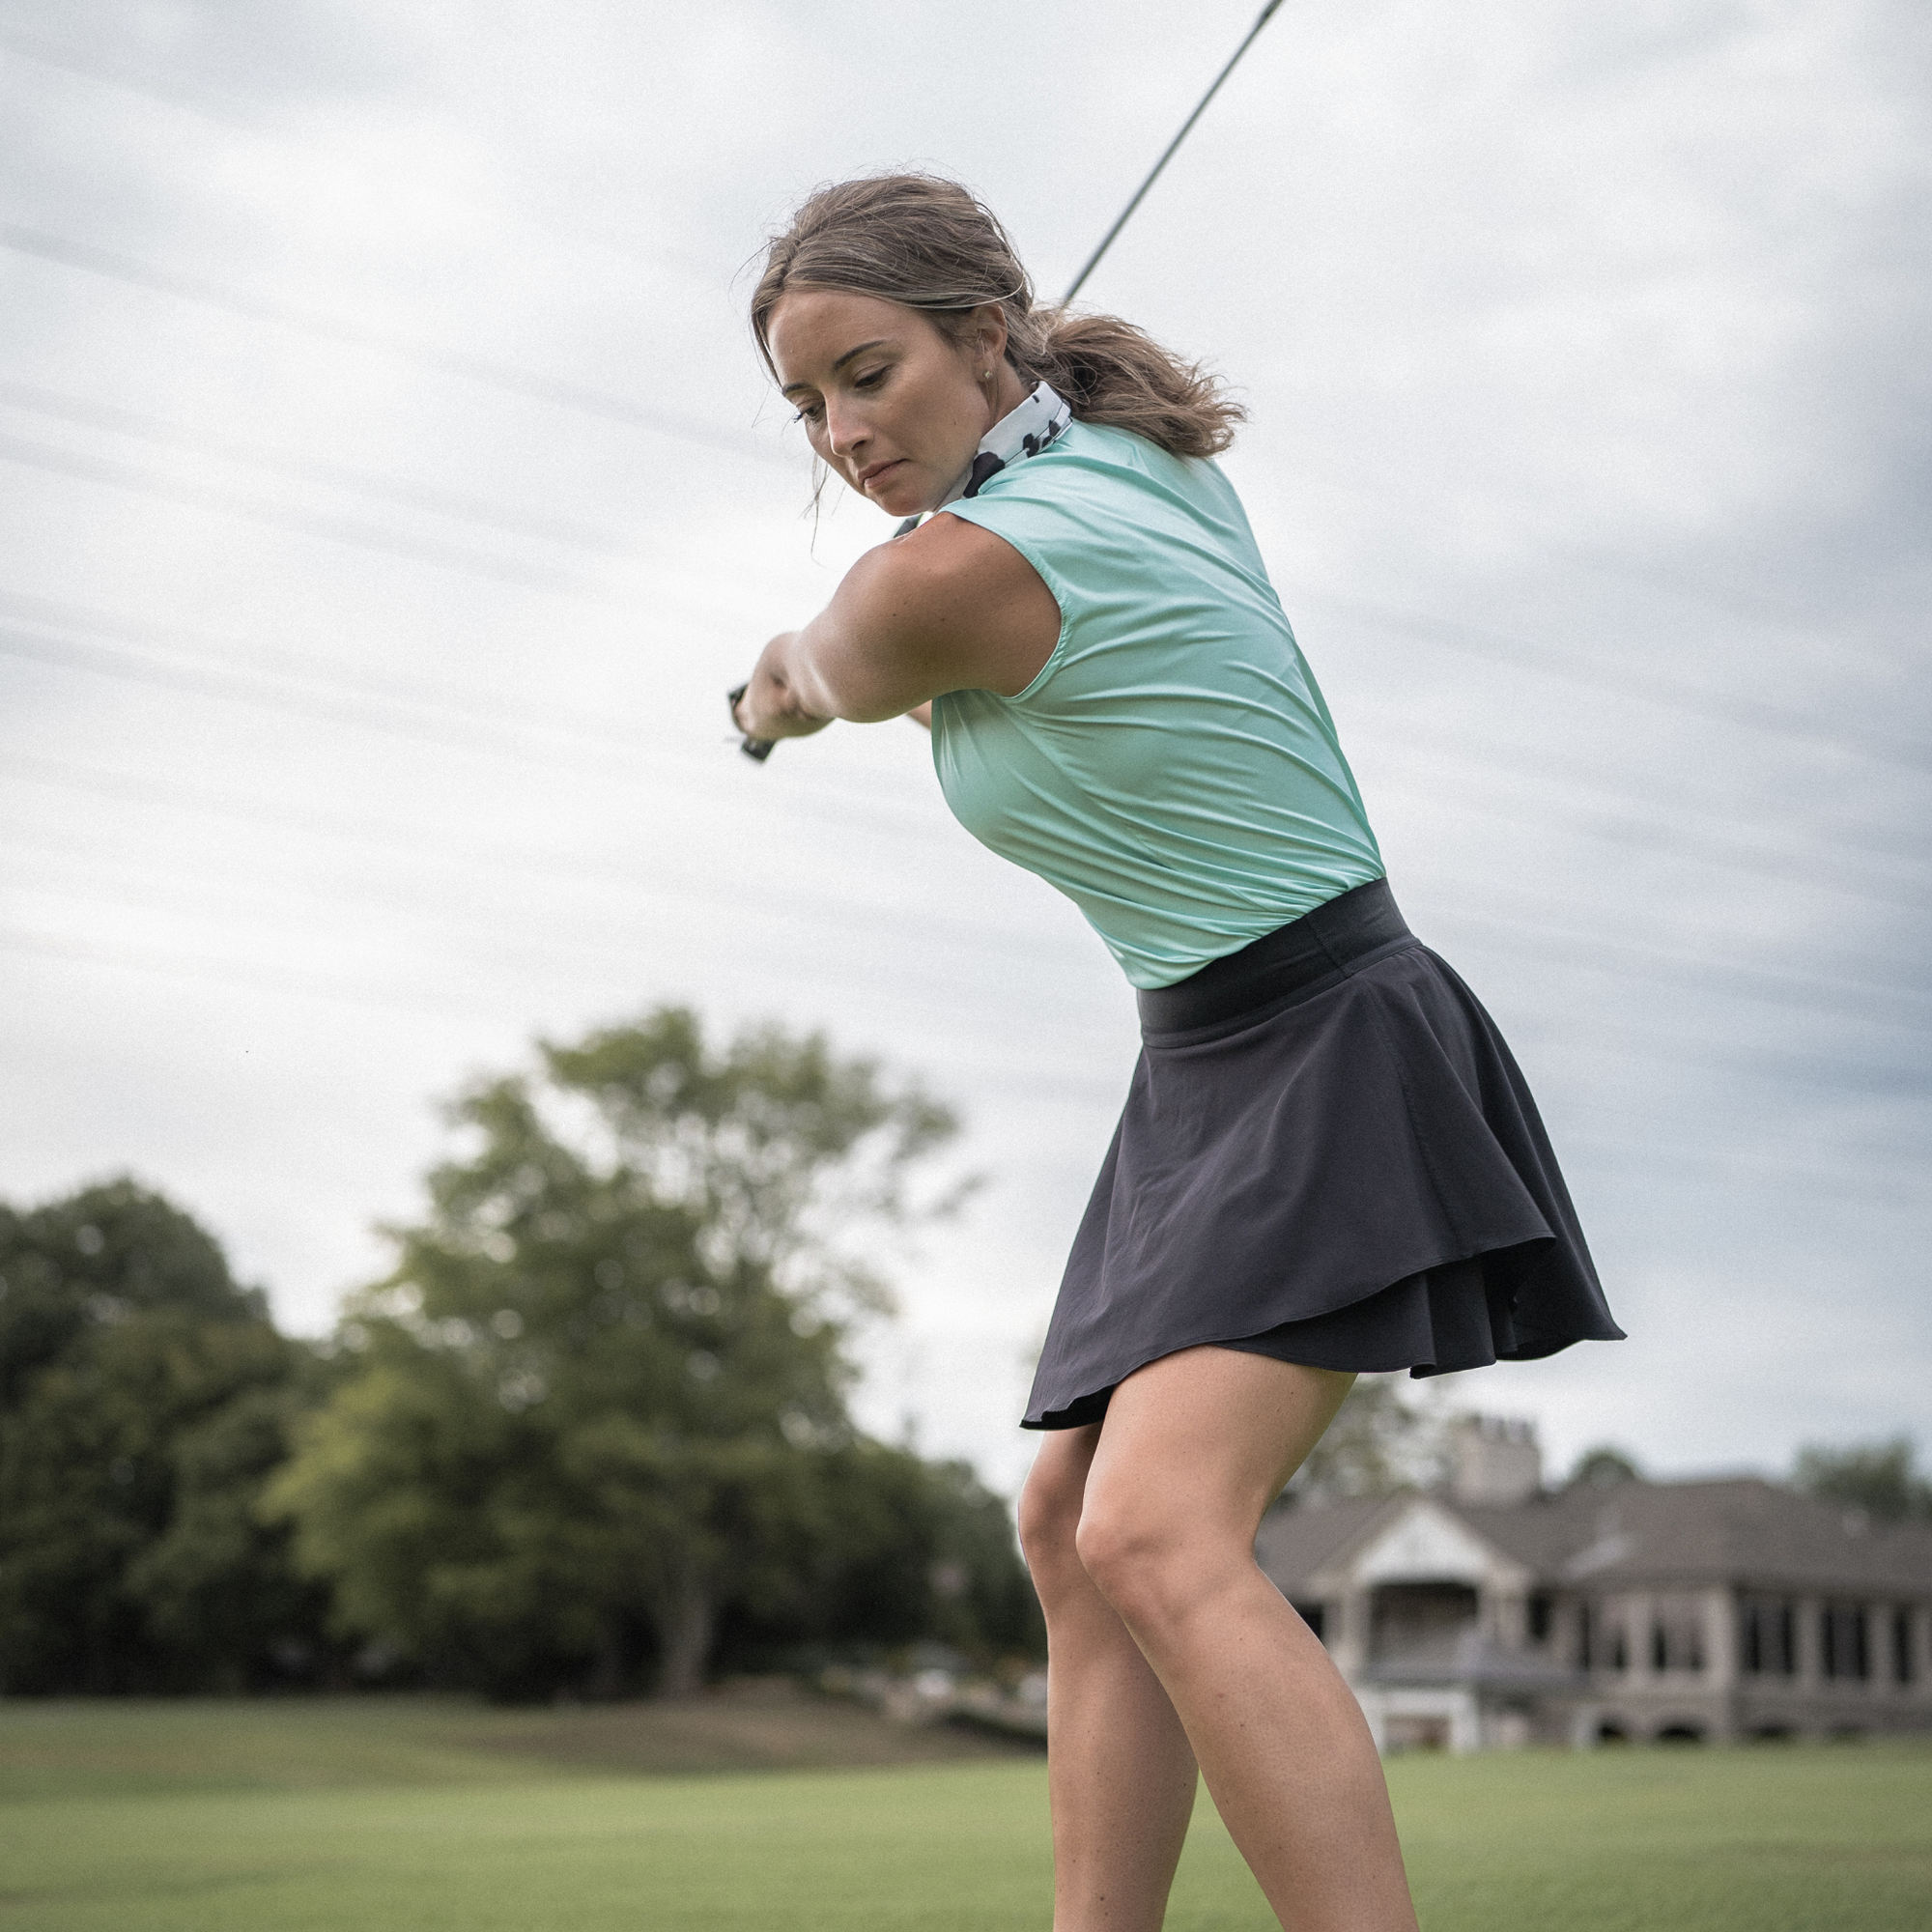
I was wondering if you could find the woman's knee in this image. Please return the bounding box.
[1016,1442,1092,1581]
[1073,1487,1237,1635]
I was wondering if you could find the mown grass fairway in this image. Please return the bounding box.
[1,1697,1928,1931]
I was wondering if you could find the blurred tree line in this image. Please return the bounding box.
[0,1009,1041,1699]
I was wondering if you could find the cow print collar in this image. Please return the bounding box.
[896,381,1072,534]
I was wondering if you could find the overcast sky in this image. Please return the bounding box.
[3,0,1927,1498]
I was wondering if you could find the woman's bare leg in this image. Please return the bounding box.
[1019,1426,1199,1932]
[1072,1349,1418,1931]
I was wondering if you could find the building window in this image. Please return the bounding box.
[1580,1601,1646,1673]
[1741,1598,1797,1677]
[1527,1592,1553,1643]
[1651,1596,1706,1674]
[1293,1602,1325,1642]
[1821,1604,1869,1682]
[1891,1608,1915,1687]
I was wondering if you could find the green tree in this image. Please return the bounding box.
[1284,1378,1439,1504]
[268,1007,1015,1699]
[1566,1445,1644,1491]
[1792,1435,1931,1522]
[719,1442,1045,1667]
[0,1178,327,1692]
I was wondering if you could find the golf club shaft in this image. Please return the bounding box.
[1063,0,1286,304]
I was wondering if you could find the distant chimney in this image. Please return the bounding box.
[1448,1415,1543,1505]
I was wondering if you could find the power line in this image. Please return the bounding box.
[10,794,1927,1042]
[13,741,1907,1037]
[12,370,1918,792]
[0,25,251,128]
[0,588,715,753]
[1302,592,1932,778]
[1366,747,1932,920]
[8,877,1925,1103]
[0,923,469,1018]
[8,588,1930,924]
[0,379,647,557]
[14,362,1916,792]
[1259,430,1867,654]
[0,223,789,469]
[0,754,1065,968]
[14,645,1927,949]
[10,739,1925,1018]
[0,580,1899,872]
[0,921,1125,1107]
[0,615,946,850]
[1435,898,1932,1027]
[9,231,1915,787]
[0,428,614,601]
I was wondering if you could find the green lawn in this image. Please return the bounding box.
[1,1696,1928,1931]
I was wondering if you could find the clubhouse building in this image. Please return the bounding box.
[1254,1416,1932,1751]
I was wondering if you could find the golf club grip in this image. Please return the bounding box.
[727,683,778,761]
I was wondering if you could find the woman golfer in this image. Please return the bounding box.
[733,175,1622,1932]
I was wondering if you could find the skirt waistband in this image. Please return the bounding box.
[1136,878,1413,1037]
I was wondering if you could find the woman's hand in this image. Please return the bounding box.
[734,517,1058,742]
[730,636,837,742]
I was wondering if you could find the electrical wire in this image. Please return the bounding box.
[9,732,1925,1037]
[0,428,616,602]
[0,24,251,128]
[7,886,1923,1109]
[0,755,1065,968]
[8,787,1927,1042]
[0,379,651,557]
[10,583,1928,915]
[0,223,789,468]
[6,368,1921,788]
[1301,593,1932,777]
[0,621,953,854]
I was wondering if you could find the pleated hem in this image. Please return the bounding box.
[1022,1236,1623,1431]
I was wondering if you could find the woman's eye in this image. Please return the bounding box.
[853,367,886,389]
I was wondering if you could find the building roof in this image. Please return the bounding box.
[1254,1494,1402,1594]
[1258,1479,1932,1596]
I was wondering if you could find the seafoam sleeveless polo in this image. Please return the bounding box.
[932,415,1384,990]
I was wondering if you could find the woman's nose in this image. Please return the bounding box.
[824,399,867,459]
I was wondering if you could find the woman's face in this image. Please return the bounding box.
[767,289,1008,519]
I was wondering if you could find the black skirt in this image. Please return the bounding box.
[1023,878,1624,1430]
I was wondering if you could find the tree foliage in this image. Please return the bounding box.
[1566,1445,1644,1491]
[0,1179,329,1692]
[1285,1377,1446,1504]
[268,1008,1036,1698]
[1792,1435,1932,1523]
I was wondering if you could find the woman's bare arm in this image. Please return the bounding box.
[732,515,1060,741]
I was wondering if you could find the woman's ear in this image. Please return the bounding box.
[968,302,1009,366]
